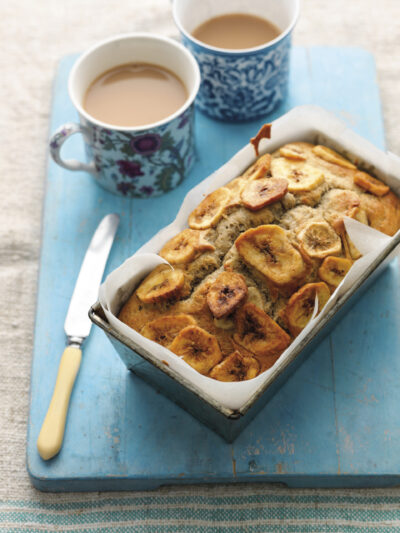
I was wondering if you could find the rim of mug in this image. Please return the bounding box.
[172,0,301,56]
[68,33,201,132]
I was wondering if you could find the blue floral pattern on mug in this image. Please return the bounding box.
[79,106,195,198]
[181,34,292,121]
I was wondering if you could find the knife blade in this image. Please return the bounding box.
[37,214,119,460]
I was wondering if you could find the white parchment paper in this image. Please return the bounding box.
[99,105,400,411]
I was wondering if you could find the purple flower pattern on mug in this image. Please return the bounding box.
[50,127,69,149]
[131,134,162,156]
[117,160,144,178]
[76,104,195,197]
[140,185,154,196]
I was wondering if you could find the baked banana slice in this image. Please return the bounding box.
[345,234,362,260]
[188,187,231,230]
[235,225,307,286]
[169,325,222,375]
[243,153,272,181]
[234,303,291,358]
[209,350,259,382]
[141,314,196,347]
[159,228,215,264]
[241,177,288,211]
[318,256,352,288]
[354,171,389,197]
[136,265,184,304]
[271,158,324,193]
[280,143,307,161]
[297,220,342,259]
[284,282,330,336]
[330,218,360,260]
[207,272,248,318]
[312,145,356,169]
[225,177,246,206]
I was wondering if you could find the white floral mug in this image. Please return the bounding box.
[173,0,300,122]
[49,34,200,197]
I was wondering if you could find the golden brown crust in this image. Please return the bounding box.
[118,141,400,381]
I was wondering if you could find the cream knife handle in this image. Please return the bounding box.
[37,346,82,460]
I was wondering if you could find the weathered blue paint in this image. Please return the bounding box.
[27,47,400,490]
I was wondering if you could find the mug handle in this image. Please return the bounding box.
[49,123,96,174]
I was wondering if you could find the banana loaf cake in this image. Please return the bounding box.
[119,141,400,382]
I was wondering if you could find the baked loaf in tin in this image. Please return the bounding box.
[119,142,400,382]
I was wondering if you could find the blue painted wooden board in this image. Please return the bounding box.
[27,47,400,490]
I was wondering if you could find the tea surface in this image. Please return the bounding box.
[192,13,281,50]
[84,63,187,127]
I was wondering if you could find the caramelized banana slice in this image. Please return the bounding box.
[136,265,184,304]
[318,256,353,288]
[209,350,259,382]
[280,143,307,161]
[241,177,288,211]
[243,153,272,180]
[312,145,356,169]
[207,272,248,318]
[298,220,342,259]
[271,158,324,193]
[346,234,362,260]
[285,282,330,336]
[160,229,215,264]
[225,177,246,206]
[234,303,291,358]
[188,187,231,230]
[235,225,307,286]
[331,218,355,260]
[354,171,389,197]
[141,314,196,347]
[169,326,222,375]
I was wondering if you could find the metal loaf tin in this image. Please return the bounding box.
[89,106,400,442]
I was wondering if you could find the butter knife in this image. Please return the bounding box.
[37,213,119,460]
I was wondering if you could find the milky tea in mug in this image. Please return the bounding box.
[83,63,188,128]
[49,34,201,197]
[173,0,299,121]
[192,13,281,50]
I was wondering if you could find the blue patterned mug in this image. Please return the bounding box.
[49,34,200,197]
[172,0,299,121]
